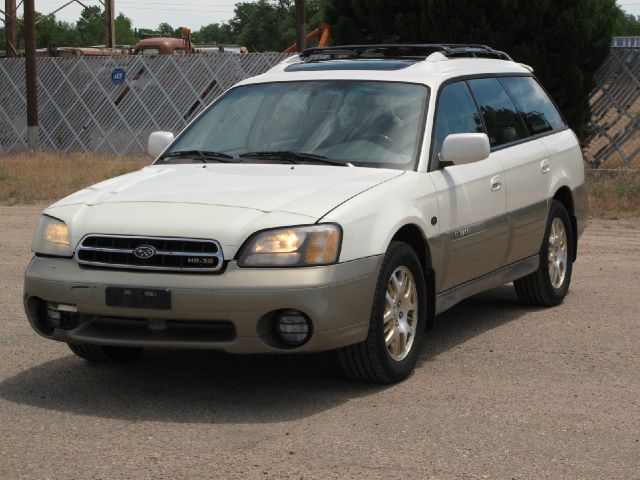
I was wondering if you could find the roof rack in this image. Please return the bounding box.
[299,44,513,62]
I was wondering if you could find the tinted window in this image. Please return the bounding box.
[433,82,484,158]
[468,78,528,147]
[500,77,565,134]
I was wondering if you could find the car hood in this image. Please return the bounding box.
[51,163,404,219]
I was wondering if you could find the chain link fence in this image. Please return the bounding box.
[1,51,639,167]
[585,47,640,169]
[0,53,290,155]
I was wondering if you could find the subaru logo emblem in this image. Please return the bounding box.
[133,245,156,259]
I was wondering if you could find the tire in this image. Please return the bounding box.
[514,200,574,307]
[338,241,427,384]
[67,343,143,362]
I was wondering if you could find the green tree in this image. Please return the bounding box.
[35,13,79,47]
[230,0,287,51]
[76,6,106,46]
[115,13,136,45]
[325,0,617,141]
[157,23,174,36]
[229,0,325,51]
[12,12,79,48]
[196,23,236,45]
[612,10,640,36]
[136,28,156,39]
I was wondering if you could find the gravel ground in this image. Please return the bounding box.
[1,205,639,479]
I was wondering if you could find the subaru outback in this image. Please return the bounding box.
[24,45,588,383]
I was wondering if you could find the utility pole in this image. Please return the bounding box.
[105,0,116,49]
[4,0,17,57]
[295,0,305,52]
[24,0,38,149]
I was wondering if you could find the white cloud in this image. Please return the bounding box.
[620,3,640,16]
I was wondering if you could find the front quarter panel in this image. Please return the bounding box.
[321,172,440,262]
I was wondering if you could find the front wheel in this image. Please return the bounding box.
[338,241,427,384]
[514,200,574,306]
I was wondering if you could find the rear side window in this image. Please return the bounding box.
[468,78,528,148]
[500,77,565,134]
[433,82,484,158]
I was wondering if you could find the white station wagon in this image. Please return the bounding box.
[24,44,588,383]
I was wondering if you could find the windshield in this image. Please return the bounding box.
[159,81,429,170]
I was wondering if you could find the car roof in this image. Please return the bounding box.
[239,44,533,89]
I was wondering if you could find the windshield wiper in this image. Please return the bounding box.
[239,150,351,167]
[160,150,240,163]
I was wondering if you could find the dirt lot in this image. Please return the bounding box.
[0,205,638,479]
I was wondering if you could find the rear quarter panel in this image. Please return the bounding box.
[539,129,588,235]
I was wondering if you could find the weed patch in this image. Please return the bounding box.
[0,152,149,204]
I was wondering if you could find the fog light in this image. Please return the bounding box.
[275,309,312,347]
[44,302,77,328]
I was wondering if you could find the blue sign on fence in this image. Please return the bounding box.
[111,68,126,85]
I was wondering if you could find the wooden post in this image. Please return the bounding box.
[106,0,116,49]
[24,0,39,149]
[295,0,305,52]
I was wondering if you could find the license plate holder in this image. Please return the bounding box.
[106,287,171,310]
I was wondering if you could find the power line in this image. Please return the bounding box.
[40,0,236,3]
[15,0,235,14]
[117,1,234,6]
[33,0,234,6]
[115,7,234,12]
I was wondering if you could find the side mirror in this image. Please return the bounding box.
[148,131,175,157]
[440,133,491,166]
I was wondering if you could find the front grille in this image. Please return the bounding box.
[75,235,224,273]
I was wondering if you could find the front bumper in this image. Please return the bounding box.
[24,255,383,353]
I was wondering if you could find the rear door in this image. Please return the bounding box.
[429,81,508,292]
[495,76,568,263]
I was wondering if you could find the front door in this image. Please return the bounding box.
[428,81,509,292]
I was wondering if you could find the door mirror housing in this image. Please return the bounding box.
[148,131,175,157]
[440,133,491,166]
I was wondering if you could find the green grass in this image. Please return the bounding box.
[1,152,639,218]
[0,152,150,205]
[586,172,640,218]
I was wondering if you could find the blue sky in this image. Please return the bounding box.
[8,1,640,32]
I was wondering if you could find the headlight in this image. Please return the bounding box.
[238,224,342,267]
[32,215,72,257]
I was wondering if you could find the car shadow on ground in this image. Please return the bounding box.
[0,286,532,424]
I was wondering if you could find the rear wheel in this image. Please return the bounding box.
[67,343,143,362]
[338,241,427,384]
[514,200,574,306]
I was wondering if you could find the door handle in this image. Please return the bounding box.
[491,175,502,191]
[541,159,550,174]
